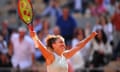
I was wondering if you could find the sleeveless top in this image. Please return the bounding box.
[47,53,68,72]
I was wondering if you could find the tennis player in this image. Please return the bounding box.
[28,25,97,72]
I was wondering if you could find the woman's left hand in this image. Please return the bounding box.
[91,32,97,38]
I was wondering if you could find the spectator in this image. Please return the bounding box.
[33,15,42,32]
[74,0,82,13]
[0,32,11,69]
[106,17,113,43]
[0,33,8,55]
[56,6,77,49]
[71,28,91,72]
[102,0,111,8]
[37,30,44,45]
[103,0,116,16]
[41,19,51,45]
[41,0,61,27]
[111,4,120,47]
[87,2,96,16]
[41,19,51,36]
[9,27,35,71]
[99,16,113,43]
[93,16,113,43]
[72,28,91,61]
[92,17,102,32]
[71,28,84,71]
[1,20,10,43]
[42,0,61,17]
[52,26,61,35]
[90,29,112,68]
[35,30,45,63]
[90,0,107,16]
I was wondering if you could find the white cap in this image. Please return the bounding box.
[18,27,27,32]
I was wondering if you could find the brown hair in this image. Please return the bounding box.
[74,27,85,38]
[45,35,64,50]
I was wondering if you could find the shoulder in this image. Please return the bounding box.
[69,15,75,20]
[91,39,97,45]
[57,15,63,19]
[11,33,19,41]
[56,16,63,24]
[44,6,52,10]
[25,35,34,44]
[11,33,19,38]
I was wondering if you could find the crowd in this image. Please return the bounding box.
[0,0,120,72]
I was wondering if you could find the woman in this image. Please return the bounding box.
[0,32,11,69]
[91,29,112,68]
[99,16,113,43]
[71,28,86,71]
[28,25,97,72]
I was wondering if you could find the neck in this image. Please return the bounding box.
[54,50,63,56]
[19,36,24,42]
[63,16,69,20]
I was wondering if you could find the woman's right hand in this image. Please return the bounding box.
[28,24,36,39]
[28,24,34,32]
[28,24,39,48]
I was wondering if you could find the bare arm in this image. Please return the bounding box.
[41,7,51,16]
[28,25,54,60]
[63,32,97,59]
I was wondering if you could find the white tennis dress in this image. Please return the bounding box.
[47,53,68,72]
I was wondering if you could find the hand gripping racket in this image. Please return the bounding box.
[18,0,39,47]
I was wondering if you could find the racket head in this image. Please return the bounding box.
[17,0,33,24]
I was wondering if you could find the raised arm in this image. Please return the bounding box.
[63,32,97,59]
[28,25,54,60]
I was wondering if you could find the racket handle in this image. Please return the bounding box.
[28,24,34,31]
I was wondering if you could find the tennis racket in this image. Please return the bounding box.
[17,0,33,25]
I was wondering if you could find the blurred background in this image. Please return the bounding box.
[0,0,120,72]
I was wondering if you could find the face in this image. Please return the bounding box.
[53,26,60,35]
[50,0,58,7]
[0,35,3,41]
[62,8,69,18]
[77,30,84,40]
[19,31,26,38]
[38,31,43,40]
[100,17,106,25]
[43,20,49,30]
[52,38,66,53]
[96,30,102,40]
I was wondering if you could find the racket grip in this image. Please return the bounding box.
[28,24,34,31]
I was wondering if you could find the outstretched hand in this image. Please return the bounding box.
[82,32,97,45]
[28,24,39,47]
[28,24,34,32]
[28,24,36,39]
[91,32,97,38]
